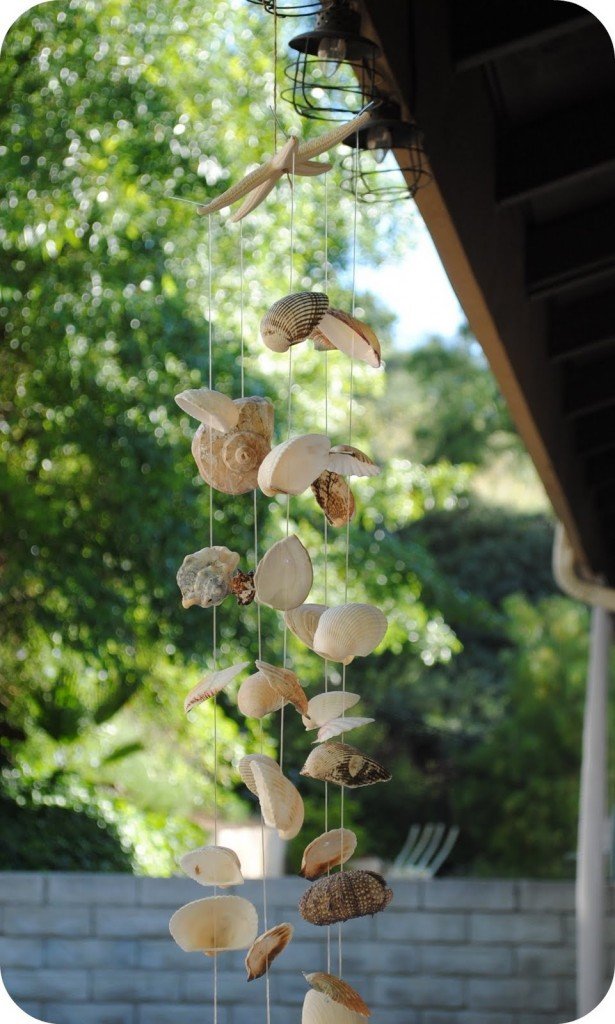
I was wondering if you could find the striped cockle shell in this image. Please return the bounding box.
[251,760,304,840]
[260,292,329,353]
[192,396,274,495]
[177,546,240,609]
[179,845,243,888]
[256,661,309,716]
[302,691,361,730]
[302,989,367,1024]
[184,661,249,714]
[246,922,294,980]
[169,895,258,956]
[257,434,331,497]
[304,973,371,1017]
[284,603,329,652]
[237,671,285,719]
[238,754,281,795]
[311,471,355,527]
[327,445,380,478]
[313,716,375,744]
[299,870,393,926]
[312,309,381,368]
[254,535,313,611]
[300,828,357,880]
[312,603,388,665]
[300,741,391,788]
[174,388,240,433]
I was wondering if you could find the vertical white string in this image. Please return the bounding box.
[323,168,332,977]
[239,219,245,399]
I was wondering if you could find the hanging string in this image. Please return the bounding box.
[322,168,332,977]
[240,219,245,399]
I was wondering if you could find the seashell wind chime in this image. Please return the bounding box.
[167,44,394,1022]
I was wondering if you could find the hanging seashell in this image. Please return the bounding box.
[304,973,371,1018]
[237,754,281,796]
[284,603,329,652]
[311,471,355,527]
[177,546,241,609]
[260,292,330,353]
[312,334,337,353]
[312,309,381,368]
[257,434,331,497]
[229,569,256,606]
[192,396,274,495]
[312,603,388,665]
[313,716,375,744]
[300,742,391,788]
[179,845,244,888]
[254,535,313,611]
[237,671,285,719]
[251,760,304,841]
[256,661,309,716]
[302,692,361,730]
[302,989,367,1024]
[184,661,249,714]
[246,922,294,981]
[327,445,380,478]
[299,870,393,926]
[169,895,258,956]
[300,828,357,880]
[174,388,240,433]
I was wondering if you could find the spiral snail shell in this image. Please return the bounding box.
[192,395,274,495]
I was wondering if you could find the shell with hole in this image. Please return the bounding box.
[176,546,241,610]
[184,661,249,714]
[311,308,381,368]
[251,759,304,841]
[169,895,258,956]
[311,471,355,527]
[246,922,294,981]
[299,870,393,926]
[312,716,375,744]
[284,603,329,652]
[302,989,367,1024]
[237,671,285,719]
[254,535,313,611]
[192,396,274,495]
[179,845,243,888]
[312,603,388,665]
[256,661,308,716]
[237,753,281,795]
[327,445,380,478]
[300,742,391,788]
[304,973,371,1018]
[300,828,357,880]
[257,434,331,497]
[260,292,330,353]
[174,388,240,433]
[302,691,361,730]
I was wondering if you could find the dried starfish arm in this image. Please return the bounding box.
[297,108,373,161]
[197,160,277,216]
[292,159,333,176]
[230,173,282,222]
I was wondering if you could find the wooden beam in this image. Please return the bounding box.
[564,352,615,419]
[527,200,615,299]
[549,288,615,363]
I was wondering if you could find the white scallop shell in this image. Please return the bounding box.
[300,828,357,880]
[184,661,250,714]
[313,310,381,368]
[257,435,331,497]
[237,672,285,719]
[302,988,366,1024]
[179,845,244,887]
[284,603,329,651]
[251,760,304,841]
[254,535,313,611]
[256,661,309,715]
[313,716,375,743]
[237,753,281,795]
[169,895,258,956]
[303,691,361,729]
[327,445,380,478]
[312,604,388,665]
[174,388,240,432]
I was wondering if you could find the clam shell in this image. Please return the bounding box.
[313,716,375,744]
[177,546,240,609]
[256,661,309,716]
[179,845,244,888]
[192,396,274,495]
[254,535,313,611]
[300,828,357,880]
[304,973,371,1017]
[327,445,380,478]
[184,661,250,714]
[251,760,304,840]
[299,870,393,926]
[300,742,391,788]
[237,754,281,795]
[260,292,329,353]
[245,922,294,980]
[175,388,240,432]
[229,570,256,606]
[257,434,331,497]
[302,989,366,1024]
[303,692,361,729]
[169,895,258,956]
[284,603,329,651]
[237,671,285,719]
[312,604,388,665]
[313,310,381,368]
[311,471,355,527]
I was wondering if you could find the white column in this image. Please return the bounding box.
[577,605,611,1017]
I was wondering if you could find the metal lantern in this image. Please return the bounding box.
[283,0,381,122]
[245,0,321,15]
[341,98,431,203]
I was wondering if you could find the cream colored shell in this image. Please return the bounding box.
[192,396,274,495]
[174,388,240,432]
[313,716,375,744]
[260,292,329,353]
[312,309,381,368]
[300,828,357,880]
[184,661,249,714]
[302,988,367,1024]
[176,546,240,609]
[256,661,309,716]
[179,845,243,887]
[251,759,304,841]
[303,691,361,729]
[246,922,294,980]
[237,753,280,795]
[327,445,380,478]
[254,535,313,611]
[304,973,371,1018]
[257,434,331,497]
[237,671,285,719]
[300,741,391,788]
[169,895,258,956]
[284,603,329,651]
[312,603,388,665]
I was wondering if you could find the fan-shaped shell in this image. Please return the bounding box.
[284,604,329,651]
[300,742,391,788]
[327,445,380,478]
[254,535,313,611]
[260,292,329,353]
[313,716,375,744]
[179,845,244,888]
[237,671,285,719]
[303,692,361,729]
[299,870,393,926]
[256,661,308,716]
[304,973,371,1018]
[184,661,249,714]
[312,310,381,368]
[311,471,355,527]
[177,546,240,609]
[300,828,357,880]
[246,922,294,980]
[169,895,258,956]
[192,396,274,495]
[174,388,240,432]
[312,604,388,665]
[237,754,281,795]
[302,989,367,1024]
[257,434,331,497]
[251,760,304,841]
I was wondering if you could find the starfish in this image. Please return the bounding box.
[197,108,372,223]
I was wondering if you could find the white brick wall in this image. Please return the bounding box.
[0,873,613,1024]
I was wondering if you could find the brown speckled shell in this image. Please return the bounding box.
[304,972,371,1017]
[229,570,256,606]
[311,471,355,527]
[300,741,391,788]
[299,870,393,926]
[260,292,329,350]
[246,922,294,981]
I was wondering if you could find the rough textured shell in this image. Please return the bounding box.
[177,546,240,609]
[304,973,371,1017]
[192,396,274,495]
[256,661,308,715]
[169,895,258,955]
[303,692,361,729]
[237,754,281,795]
[312,604,388,665]
[251,760,304,840]
[311,471,355,527]
[237,672,285,719]
[260,292,329,352]
[246,922,294,980]
[327,445,380,478]
[299,870,393,926]
[300,742,391,788]
[184,661,249,714]
[257,435,331,497]
[302,989,367,1024]
[254,535,313,611]
[174,388,240,432]
[313,716,375,744]
[312,309,381,368]
[284,604,329,651]
[300,828,357,880]
[180,845,243,888]
[229,570,256,606]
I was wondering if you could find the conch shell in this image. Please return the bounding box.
[192,395,274,495]
[284,604,329,651]
[311,471,355,527]
[184,661,249,714]
[300,742,391,788]
[302,989,367,1024]
[246,922,294,980]
[179,845,243,887]
[300,828,357,880]
[258,434,331,497]
[177,546,240,609]
[312,603,388,664]
[175,388,240,432]
[299,870,393,926]
[302,692,361,730]
[304,973,371,1017]
[169,895,258,955]
[256,661,309,716]
[254,535,313,611]
[237,671,285,719]
[260,292,330,353]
